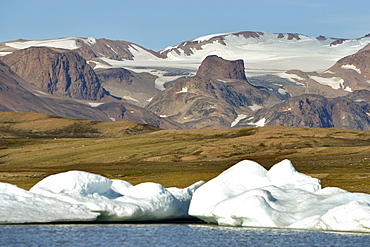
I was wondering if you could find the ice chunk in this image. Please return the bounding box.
[189,159,370,232]
[0,183,98,224]
[1,171,203,224]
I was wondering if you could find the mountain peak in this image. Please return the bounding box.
[195,55,247,81]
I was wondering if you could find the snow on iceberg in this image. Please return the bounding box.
[0,171,204,224]
[189,159,370,232]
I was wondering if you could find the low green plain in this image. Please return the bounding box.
[1,112,370,193]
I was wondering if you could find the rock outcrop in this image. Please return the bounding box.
[237,92,370,130]
[2,47,108,100]
[147,56,286,129]
[195,55,248,81]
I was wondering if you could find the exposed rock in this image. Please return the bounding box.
[237,92,370,130]
[0,58,175,128]
[96,68,160,107]
[0,58,109,121]
[75,38,164,61]
[279,43,370,98]
[147,56,285,129]
[96,102,182,129]
[195,55,247,81]
[2,47,109,100]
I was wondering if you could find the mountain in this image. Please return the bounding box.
[2,32,369,76]
[277,43,370,98]
[236,91,370,130]
[1,32,370,130]
[2,47,109,100]
[146,55,287,129]
[158,31,370,74]
[96,67,160,107]
[0,57,180,129]
[195,55,247,81]
[0,58,111,121]
[0,37,161,62]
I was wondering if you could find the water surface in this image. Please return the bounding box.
[1,223,369,246]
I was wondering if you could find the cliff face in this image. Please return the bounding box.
[195,55,248,81]
[2,47,108,100]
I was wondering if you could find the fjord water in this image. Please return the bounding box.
[1,223,369,247]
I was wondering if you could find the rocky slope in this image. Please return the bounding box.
[2,47,109,100]
[0,58,180,129]
[237,91,370,130]
[278,43,370,98]
[0,37,161,62]
[147,55,287,129]
[96,68,160,107]
[0,58,111,121]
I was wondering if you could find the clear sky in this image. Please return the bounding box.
[1,0,369,51]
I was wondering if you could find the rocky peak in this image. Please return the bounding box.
[195,55,248,81]
[2,47,108,101]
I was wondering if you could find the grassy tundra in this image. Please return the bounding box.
[1,112,370,193]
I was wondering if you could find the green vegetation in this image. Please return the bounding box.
[1,112,370,193]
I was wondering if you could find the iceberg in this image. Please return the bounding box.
[2,159,370,233]
[0,170,204,224]
[189,159,370,232]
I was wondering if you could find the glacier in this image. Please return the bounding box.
[2,159,370,233]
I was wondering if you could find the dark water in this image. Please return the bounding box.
[1,223,370,247]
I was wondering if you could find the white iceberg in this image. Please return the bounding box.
[189,159,370,232]
[0,171,204,224]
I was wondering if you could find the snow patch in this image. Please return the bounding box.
[88,102,104,107]
[123,96,139,102]
[106,44,118,55]
[5,37,81,50]
[231,114,248,127]
[83,37,97,46]
[0,52,13,56]
[217,79,228,83]
[176,87,188,94]
[192,33,230,42]
[249,104,264,111]
[308,75,345,90]
[248,118,266,127]
[341,64,362,74]
[323,70,335,74]
[278,88,288,95]
[277,72,305,82]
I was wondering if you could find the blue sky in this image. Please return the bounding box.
[2,0,369,50]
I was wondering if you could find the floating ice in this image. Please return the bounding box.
[0,171,204,224]
[3,159,370,232]
[189,159,370,232]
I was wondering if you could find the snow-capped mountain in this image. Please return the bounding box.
[0,37,161,65]
[159,31,370,74]
[2,32,369,75]
[277,43,370,98]
[1,31,370,130]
